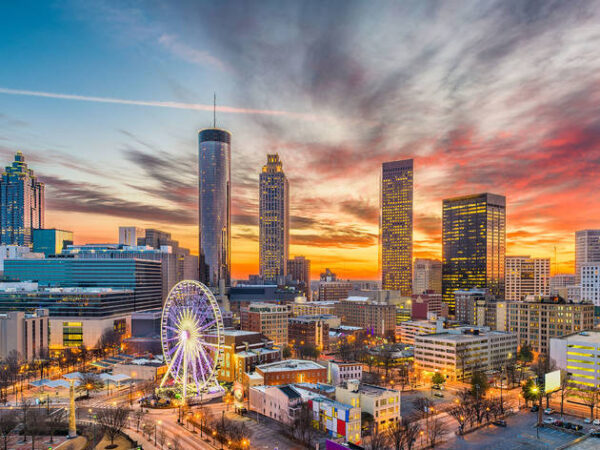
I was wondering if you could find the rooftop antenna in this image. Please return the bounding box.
[213,92,216,128]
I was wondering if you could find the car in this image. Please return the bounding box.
[531,405,539,412]
[585,418,592,424]
[432,385,442,390]
[594,419,600,426]
[590,428,600,437]
[493,420,507,427]
[543,418,555,425]
[554,420,564,427]
[563,422,574,430]
[573,424,583,431]
[434,392,444,398]
[544,408,555,415]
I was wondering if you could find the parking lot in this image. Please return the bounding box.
[438,411,576,449]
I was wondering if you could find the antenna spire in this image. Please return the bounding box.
[213,92,216,128]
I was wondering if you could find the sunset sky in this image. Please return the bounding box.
[1,1,599,280]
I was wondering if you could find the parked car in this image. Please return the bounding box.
[573,424,583,431]
[590,428,600,437]
[434,392,444,398]
[563,422,574,430]
[544,408,554,415]
[584,418,592,424]
[543,418,555,424]
[493,420,507,427]
[554,420,564,427]
[432,385,442,390]
[593,419,600,426]
[531,405,539,412]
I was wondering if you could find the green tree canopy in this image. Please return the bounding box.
[470,371,489,398]
[431,372,446,386]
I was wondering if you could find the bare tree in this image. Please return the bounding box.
[158,426,167,449]
[76,373,105,397]
[0,411,18,450]
[46,408,67,444]
[386,417,420,450]
[95,406,131,447]
[134,409,146,432]
[366,423,388,450]
[574,386,598,420]
[557,371,572,417]
[25,410,48,450]
[413,396,434,420]
[427,418,447,447]
[290,403,316,447]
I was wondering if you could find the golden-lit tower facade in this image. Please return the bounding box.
[380,159,413,295]
[442,193,506,313]
[259,154,289,284]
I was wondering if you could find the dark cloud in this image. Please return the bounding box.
[340,198,378,224]
[44,174,195,224]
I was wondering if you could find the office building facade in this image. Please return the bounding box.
[0,309,49,360]
[581,263,600,306]
[259,154,289,284]
[575,230,600,283]
[413,258,442,295]
[32,228,73,256]
[550,331,600,388]
[335,299,396,337]
[288,316,330,352]
[442,193,506,313]
[380,160,413,295]
[0,152,44,246]
[240,303,290,346]
[319,281,353,301]
[199,129,231,287]
[505,256,550,301]
[287,256,311,299]
[500,297,594,354]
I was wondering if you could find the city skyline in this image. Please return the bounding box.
[2,2,600,279]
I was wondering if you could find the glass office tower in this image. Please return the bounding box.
[0,152,44,246]
[380,159,413,295]
[199,129,231,287]
[442,193,506,313]
[259,154,289,283]
[32,228,73,256]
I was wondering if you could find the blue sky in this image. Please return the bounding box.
[1,1,600,278]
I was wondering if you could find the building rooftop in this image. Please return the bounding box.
[312,396,355,410]
[552,330,600,344]
[279,385,301,399]
[256,359,325,373]
[236,348,280,358]
[340,382,399,397]
[222,330,262,337]
[290,314,337,323]
[418,330,514,342]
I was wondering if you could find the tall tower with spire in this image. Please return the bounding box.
[198,98,231,288]
[0,152,44,246]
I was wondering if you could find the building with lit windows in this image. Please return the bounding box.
[288,316,330,352]
[335,299,396,337]
[575,230,600,283]
[380,159,413,295]
[335,380,401,431]
[199,128,231,287]
[245,359,327,386]
[414,329,517,381]
[581,263,600,306]
[499,296,594,354]
[411,292,447,320]
[319,281,353,301]
[241,303,290,346]
[505,256,550,301]
[0,309,49,360]
[413,259,442,295]
[308,396,361,444]
[287,256,311,299]
[259,154,289,284]
[291,299,338,317]
[550,331,600,388]
[329,360,363,385]
[0,152,44,246]
[32,229,73,257]
[442,193,506,313]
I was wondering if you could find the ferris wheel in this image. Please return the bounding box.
[159,280,224,399]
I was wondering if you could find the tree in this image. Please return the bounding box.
[386,417,420,450]
[282,345,292,359]
[95,406,131,448]
[557,371,572,417]
[76,373,105,397]
[367,423,388,450]
[574,386,598,420]
[46,408,67,444]
[427,418,447,447]
[522,378,539,407]
[361,412,374,435]
[0,411,18,450]
[470,371,489,398]
[290,403,316,447]
[378,348,395,378]
[37,347,50,381]
[517,344,534,364]
[158,426,167,449]
[24,410,48,450]
[449,403,472,435]
[298,343,320,360]
[134,409,146,432]
[431,372,445,387]
[97,328,122,356]
[413,396,434,420]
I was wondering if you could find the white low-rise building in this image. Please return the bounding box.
[581,263,600,306]
[550,331,600,388]
[335,380,400,431]
[414,329,517,380]
[399,318,445,345]
[329,361,362,385]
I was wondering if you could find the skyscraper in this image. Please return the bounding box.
[442,193,506,313]
[380,159,413,295]
[575,230,600,283]
[413,258,442,294]
[0,152,44,246]
[505,256,550,300]
[287,256,311,299]
[199,129,231,287]
[259,154,289,284]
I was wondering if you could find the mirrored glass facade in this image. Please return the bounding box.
[259,154,289,283]
[199,129,231,287]
[380,159,413,295]
[0,152,44,246]
[442,193,506,313]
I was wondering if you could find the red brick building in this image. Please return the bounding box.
[244,359,327,387]
[288,316,330,352]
